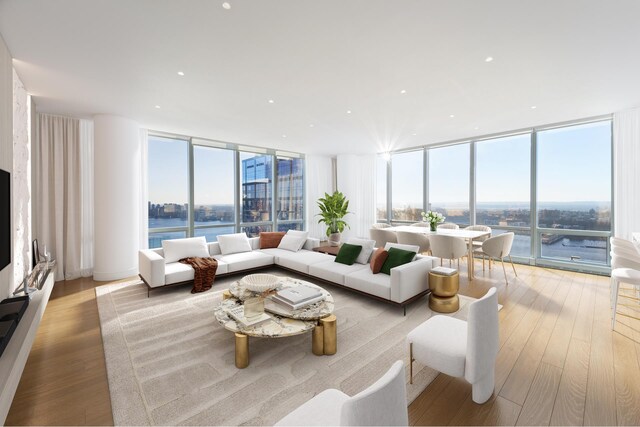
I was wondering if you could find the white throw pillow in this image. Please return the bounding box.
[347,237,376,264]
[278,230,309,252]
[384,242,420,254]
[217,233,252,255]
[162,236,210,264]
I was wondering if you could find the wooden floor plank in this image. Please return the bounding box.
[515,362,563,426]
[549,338,590,425]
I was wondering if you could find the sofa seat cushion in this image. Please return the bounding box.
[261,248,334,274]
[344,268,391,300]
[308,260,368,285]
[214,251,274,273]
[164,260,229,285]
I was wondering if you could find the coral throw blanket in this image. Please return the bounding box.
[179,257,218,293]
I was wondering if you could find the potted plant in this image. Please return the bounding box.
[317,191,350,246]
[421,210,445,231]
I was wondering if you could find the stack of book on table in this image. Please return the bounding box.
[431,266,457,276]
[225,305,271,328]
[271,285,325,310]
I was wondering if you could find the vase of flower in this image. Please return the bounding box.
[421,210,445,232]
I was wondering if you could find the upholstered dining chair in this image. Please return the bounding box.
[407,287,499,404]
[429,234,466,268]
[610,236,637,251]
[610,252,640,329]
[437,222,459,230]
[275,360,408,426]
[369,228,397,248]
[397,231,431,254]
[474,233,517,284]
[411,222,430,227]
[371,223,391,229]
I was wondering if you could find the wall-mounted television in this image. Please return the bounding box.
[0,169,10,272]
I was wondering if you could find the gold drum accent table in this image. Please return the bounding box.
[428,271,460,313]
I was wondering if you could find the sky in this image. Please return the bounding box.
[386,120,612,208]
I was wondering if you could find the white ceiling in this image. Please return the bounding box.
[1,0,639,155]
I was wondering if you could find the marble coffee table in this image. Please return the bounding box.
[214,276,336,368]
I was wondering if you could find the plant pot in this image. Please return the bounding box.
[328,232,342,247]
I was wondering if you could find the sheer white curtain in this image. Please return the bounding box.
[34,114,94,280]
[305,155,335,239]
[614,107,640,239]
[336,154,376,240]
[139,128,149,249]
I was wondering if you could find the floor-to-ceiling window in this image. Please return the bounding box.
[147,135,190,248]
[536,121,612,266]
[146,135,305,248]
[192,145,236,242]
[391,150,423,222]
[476,134,531,257]
[429,143,470,225]
[378,116,613,273]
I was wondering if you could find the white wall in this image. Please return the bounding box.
[0,34,13,300]
[93,115,141,281]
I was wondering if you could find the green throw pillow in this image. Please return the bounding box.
[335,243,363,266]
[380,247,415,275]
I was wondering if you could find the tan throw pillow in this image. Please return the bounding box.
[370,248,389,274]
[259,232,286,249]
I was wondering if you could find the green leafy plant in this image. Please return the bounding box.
[316,191,351,237]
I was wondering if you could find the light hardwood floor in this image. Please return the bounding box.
[5,264,640,426]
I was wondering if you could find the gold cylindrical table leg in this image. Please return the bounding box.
[320,314,337,355]
[222,289,232,300]
[235,333,249,369]
[312,325,324,355]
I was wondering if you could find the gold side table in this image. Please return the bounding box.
[428,271,460,313]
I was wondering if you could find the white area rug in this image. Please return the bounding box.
[96,268,479,426]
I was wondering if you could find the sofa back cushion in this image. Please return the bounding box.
[278,230,309,252]
[259,232,286,249]
[370,248,389,274]
[384,242,420,254]
[162,236,210,263]
[217,233,252,255]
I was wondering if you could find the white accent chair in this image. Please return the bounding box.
[474,233,517,284]
[371,223,392,229]
[437,222,459,230]
[369,228,398,249]
[275,360,408,426]
[429,234,467,268]
[407,287,499,404]
[610,244,640,329]
[397,231,431,254]
[611,236,637,251]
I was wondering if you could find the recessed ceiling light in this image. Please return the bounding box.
[346,110,352,114]
[485,56,494,62]
[412,133,417,136]
[400,89,407,94]
[155,105,161,109]
[531,105,537,109]
[268,99,274,104]
[282,134,287,138]
[309,124,314,128]
[449,114,455,118]
[177,71,185,76]
[474,126,480,130]
[222,2,231,10]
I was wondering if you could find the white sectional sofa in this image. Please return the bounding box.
[138,236,438,313]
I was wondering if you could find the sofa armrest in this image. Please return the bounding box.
[139,249,165,287]
[390,257,437,303]
[303,238,321,250]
